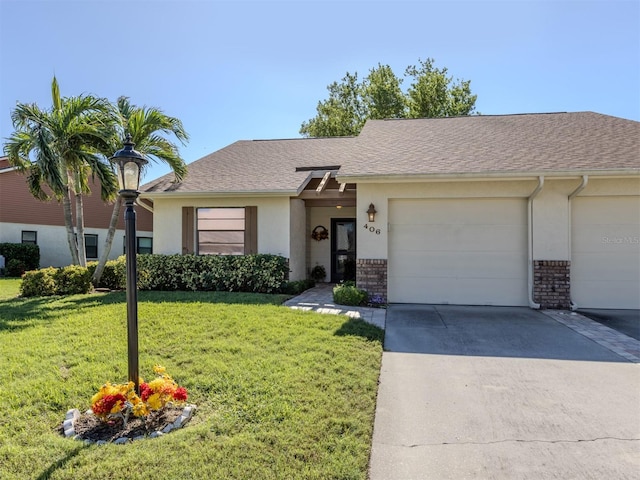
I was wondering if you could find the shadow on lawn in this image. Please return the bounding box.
[36,445,88,480]
[0,292,124,332]
[0,290,289,332]
[334,317,384,343]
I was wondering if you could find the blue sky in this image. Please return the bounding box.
[1,0,638,183]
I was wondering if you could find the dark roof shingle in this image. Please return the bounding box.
[141,112,639,195]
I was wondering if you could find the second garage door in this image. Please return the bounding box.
[572,196,640,309]
[388,198,528,306]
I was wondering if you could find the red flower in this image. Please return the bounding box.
[93,393,126,415]
[173,387,188,402]
[140,383,152,402]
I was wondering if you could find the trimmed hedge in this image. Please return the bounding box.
[21,254,291,297]
[0,243,40,277]
[135,254,289,293]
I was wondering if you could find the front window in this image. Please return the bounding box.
[85,234,98,259]
[137,237,153,254]
[123,236,154,254]
[197,208,245,255]
[21,230,37,245]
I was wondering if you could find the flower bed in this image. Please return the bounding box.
[61,365,194,444]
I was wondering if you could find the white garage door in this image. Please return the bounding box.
[572,196,640,309]
[388,198,528,306]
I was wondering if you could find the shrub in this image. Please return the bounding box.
[19,254,291,296]
[20,267,57,297]
[310,265,326,282]
[135,254,289,293]
[283,278,316,295]
[54,265,92,295]
[87,258,126,290]
[6,258,26,277]
[0,243,39,275]
[20,265,92,297]
[333,283,368,306]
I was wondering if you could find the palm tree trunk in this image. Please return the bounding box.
[62,186,80,265]
[92,196,122,284]
[75,192,87,267]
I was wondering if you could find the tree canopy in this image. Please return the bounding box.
[300,58,478,137]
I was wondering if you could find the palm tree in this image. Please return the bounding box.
[91,97,188,284]
[4,77,118,266]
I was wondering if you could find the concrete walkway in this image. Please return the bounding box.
[283,283,386,330]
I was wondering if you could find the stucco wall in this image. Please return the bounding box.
[0,222,151,268]
[151,196,291,258]
[289,199,307,281]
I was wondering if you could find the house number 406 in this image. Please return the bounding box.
[363,224,381,235]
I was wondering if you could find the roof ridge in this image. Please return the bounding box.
[369,112,578,123]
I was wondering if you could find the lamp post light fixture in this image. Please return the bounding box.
[367,203,377,223]
[111,134,148,394]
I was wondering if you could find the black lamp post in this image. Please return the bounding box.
[111,134,148,394]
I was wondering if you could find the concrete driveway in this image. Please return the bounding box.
[578,309,640,341]
[369,305,640,480]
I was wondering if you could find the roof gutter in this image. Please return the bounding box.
[135,198,154,213]
[567,175,589,311]
[527,176,544,309]
[336,169,639,184]
[139,189,297,200]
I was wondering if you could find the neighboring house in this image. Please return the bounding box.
[141,112,640,310]
[0,157,154,268]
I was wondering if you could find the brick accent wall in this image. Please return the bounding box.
[356,259,387,302]
[534,260,571,309]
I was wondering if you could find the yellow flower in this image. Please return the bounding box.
[147,392,162,410]
[148,378,165,392]
[132,402,149,417]
[153,365,166,375]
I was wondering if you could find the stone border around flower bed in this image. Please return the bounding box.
[63,404,197,445]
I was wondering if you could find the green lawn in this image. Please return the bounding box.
[0,281,383,479]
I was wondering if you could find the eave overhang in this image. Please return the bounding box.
[336,169,640,184]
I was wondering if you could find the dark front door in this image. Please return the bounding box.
[331,218,356,283]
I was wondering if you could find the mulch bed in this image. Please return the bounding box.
[64,405,184,443]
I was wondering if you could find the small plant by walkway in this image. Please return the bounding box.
[0,284,383,479]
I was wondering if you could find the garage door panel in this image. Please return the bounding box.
[388,276,527,306]
[388,198,527,306]
[572,253,640,282]
[393,198,525,225]
[392,224,525,252]
[572,196,640,309]
[572,280,639,309]
[390,251,526,278]
[573,225,639,252]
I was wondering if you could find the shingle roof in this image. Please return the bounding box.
[141,112,639,195]
[343,112,639,177]
[142,136,355,195]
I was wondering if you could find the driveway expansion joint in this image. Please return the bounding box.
[377,437,640,448]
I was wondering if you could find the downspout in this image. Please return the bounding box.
[527,176,544,309]
[567,175,588,311]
